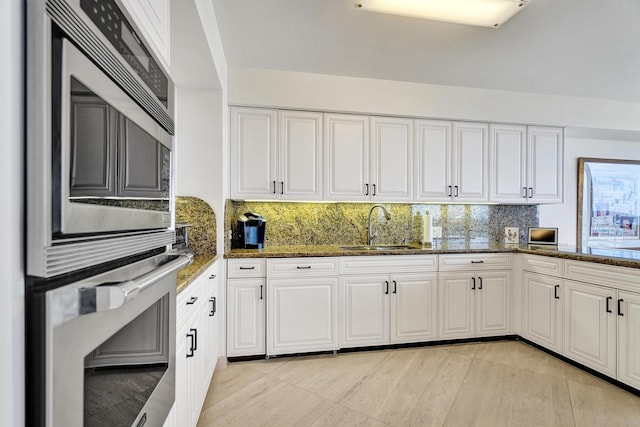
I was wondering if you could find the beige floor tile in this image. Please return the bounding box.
[309,404,389,427]
[568,378,640,427]
[244,356,298,374]
[443,358,574,427]
[200,364,267,410]
[339,347,452,425]
[271,350,390,401]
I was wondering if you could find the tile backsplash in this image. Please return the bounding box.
[226,200,538,247]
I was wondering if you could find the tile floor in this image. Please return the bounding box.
[197,341,640,426]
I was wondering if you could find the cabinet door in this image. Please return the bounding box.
[414,119,452,201]
[370,117,413,201]
[489,124,527,203]
[564,280,616,377]
[230,107,278,199]
[267,277,338,355]
[438,273,474,339]
[227,278,266,357]
[278,111,323,200]
[69,94,117,197]
[324,113,370,201]
[452,122,489,202]
[523,272,563,353]
[390,273,438,344]
[528,126,563,203]
[340,275,389,347]
[202,269,219,384]
[617,291,640,389]
[475,271,510,337]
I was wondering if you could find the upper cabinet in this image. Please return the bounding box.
[122,0,170,69]
[490,125,563,204]
[415,120,489,202]
[325,114,413,202]
[230,107,323,200]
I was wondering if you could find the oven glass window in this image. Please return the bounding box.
[83,294,169,426]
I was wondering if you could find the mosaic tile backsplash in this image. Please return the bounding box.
[226,201,538,247]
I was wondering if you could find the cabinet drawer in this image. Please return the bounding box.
[564,260,640,292]
[267,257,339,277]
[228,258,266,278]
[340,255,437,275]
[522,254,563,277]
[438,253,511,271]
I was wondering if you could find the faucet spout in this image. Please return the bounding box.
[368,204,392,245]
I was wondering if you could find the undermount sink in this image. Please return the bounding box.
[339,245,411,251]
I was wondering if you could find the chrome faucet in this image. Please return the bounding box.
[368,204,391,245]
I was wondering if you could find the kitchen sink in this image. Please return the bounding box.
[339,245,411,251]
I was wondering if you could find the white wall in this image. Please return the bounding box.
[539,136,640,246]
[228,67,640,132]
[0,0,24,426]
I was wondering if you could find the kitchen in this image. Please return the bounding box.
[4,0,640,426]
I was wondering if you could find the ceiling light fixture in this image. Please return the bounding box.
[355,0,531,28]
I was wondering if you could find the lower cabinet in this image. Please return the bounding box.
[176,262,219,427]
[438,270,510,340]
[227,278,266,357]
[618,291,640,389]
[523,271,563,353]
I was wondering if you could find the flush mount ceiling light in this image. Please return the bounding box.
[355,0,531,28]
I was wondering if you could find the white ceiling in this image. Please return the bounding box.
[211,0,640,103]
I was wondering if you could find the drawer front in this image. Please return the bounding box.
[564,260,640,292]
[267,258,340,277]
[438,253,511,271]
[340,255,437,275]
[522,254,563,277]
[228,258,266,278]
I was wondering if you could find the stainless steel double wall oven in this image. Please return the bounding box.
[26,1,187,426]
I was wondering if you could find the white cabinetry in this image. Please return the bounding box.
[325,114,413,201]
[230,107,322,200]
[438,254,511,339]
[122,0,170,68]
[176,262,219,427]
[490,125,563,203]
[415,121,488,202]
[227,259,266,357]
[618,291,640,389]
[266,258,339,355]
[339,256,438,348]
[522,254,564,353]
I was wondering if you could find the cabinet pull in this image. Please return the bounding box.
[472,277,476,290]
[296,266,312,269]
[523,187,527,198]
[618,299,624,316]
[393,280,397,294]
[478,277,483,290]
[454,186,459,197]
[260,285,263,300]
[209,274,216,279]
[528,187,533,198]
[209,297,216,316]
[554,285,560,299]
[272,180,276,194]
[239,266,256,270]
[280,181,284,195]
[470,260,484,264]
[186,296,198,305]
[186,328,197,358]
[365,183,369,196]
[385,280,389,295]
[606,296,613,313]
[448,185,452,197]
[193,328,198,351]
[372,183,377,196]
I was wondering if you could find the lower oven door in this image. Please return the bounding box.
[46,252,191,427]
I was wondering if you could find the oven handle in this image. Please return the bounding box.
[97,253,193,310]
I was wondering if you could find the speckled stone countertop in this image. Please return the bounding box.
[225,242,640,269]
[177,254,218,293]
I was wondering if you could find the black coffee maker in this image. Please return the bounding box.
[237,212,266,249]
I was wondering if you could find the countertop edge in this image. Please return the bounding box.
[177,253,218,293]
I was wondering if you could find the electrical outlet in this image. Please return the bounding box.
[432,226,443,239]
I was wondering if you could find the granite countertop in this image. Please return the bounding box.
[225,242,640,269]
[177,253,218,293]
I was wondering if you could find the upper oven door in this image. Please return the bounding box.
[59,39,172,235]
